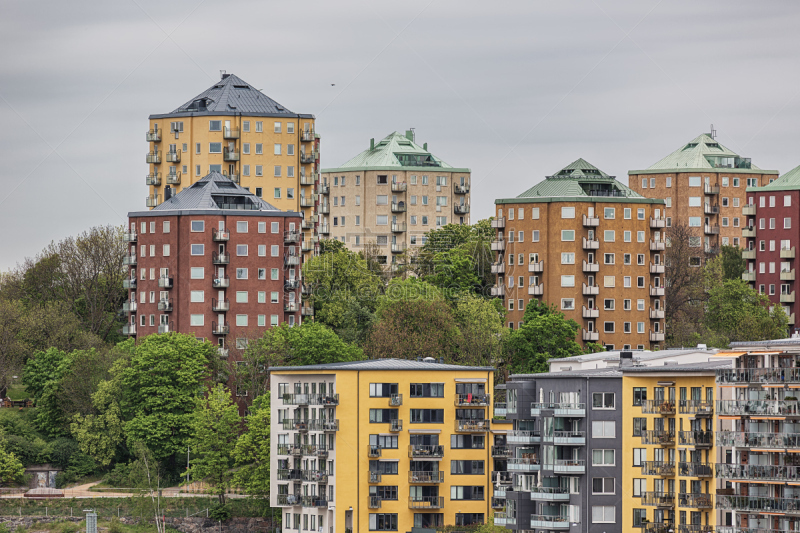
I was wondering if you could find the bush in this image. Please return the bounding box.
[3,434,47,466]
[45,438,80,469]
[102,462,132,487]
[108,518,124,533]
[209,503,231,521]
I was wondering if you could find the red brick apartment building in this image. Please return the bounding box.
[122,172,306,355]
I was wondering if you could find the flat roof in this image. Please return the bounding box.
[270,358,494,373]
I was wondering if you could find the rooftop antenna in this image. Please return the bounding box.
[710,124,717,139]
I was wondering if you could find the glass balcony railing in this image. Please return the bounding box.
[642,399,676,415]
[408,445,444,459]
[678,400,714,416]
[408,471,443,483]
[455,393,490,406]
[678,493,713,508]
[717,430,800,449]
[716,494,800,513]
[678,462,713,477]
[641,430,675,446]
[678,430,713,447]
[508,458,541,471]
[529,487,570,501]
[530,514,568,529]
[641,461,675,476]
[715,463,800,482]
[717,399,800,416]
[642,491,675,507]
[718,367,800,384]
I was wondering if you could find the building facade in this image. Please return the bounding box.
[320,131,471,268]
[269,358,495,533]
[123,172,306,352]
[628,133,778,252]
[492,158,666,350]
[741,164,800,331]
[146,73,320,255]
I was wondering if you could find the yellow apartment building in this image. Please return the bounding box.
[621,361,727,533]
[146,72,319,254]
[269,358,496,533]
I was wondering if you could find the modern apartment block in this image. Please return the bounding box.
[269,358,495,533]
[628,133,778,252]
[497,368,623,533]
[122,172,306,352]
[319,131,471,267]
[714,338,800,533]
[741,164,800,330]
[492,158,666,350]
[146,72,320,253]
[548,347,720,372]
[621,359,728,533]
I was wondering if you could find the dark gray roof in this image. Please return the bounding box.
[620,359,732,373]
[271,358,494,372]
[730,337,800,348]
[150,74,314,119]
[510,368,623,380]
[129,172,300,217]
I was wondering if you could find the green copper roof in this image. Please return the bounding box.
[509,158,643,200]
[629,133,777,174]
[321,131,470,173]
[747,163,800,192]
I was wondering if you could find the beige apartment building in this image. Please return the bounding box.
[628,133,777,252]
[320,131,470,267]
[492,159,666,350]
[146,72,320,254]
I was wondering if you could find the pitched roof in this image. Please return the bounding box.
[630,133,777,174]
[505,158,645,200]
[270,358,494,372]
[748,163,800,192]
[321,131,470,173]
[149,74,313,119]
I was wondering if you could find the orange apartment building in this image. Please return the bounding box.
[492,159,666,350]
[628,133,778,252]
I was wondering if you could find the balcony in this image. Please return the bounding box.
[300,152,316,164]
[285,255,301,266]
[391,222,407,233]
[741,249,756,260]
[528,261,544,273]
[391,243,406,254]
[318,184,329,196]
[277,444,303,456]
[390,419,402,432]
[781,291,796,303]
[553,430,585,445]
[650,286,665,296]
[491,262,505,274]
[318,224,330,235]
[641,461,675,476]
[212,252,230,265]
[641,430,675,446]
[583,329,599,342]
[391,202,407,213]
[782,269,796,281]
[146,151,160,164]
[319,203,330,214]
[121,324,136,336]
[642,491,675,508]
[492,471,513,485]
[645,523,675,533]
[121,300,137,313]
[491,497,505,509]
[741,271,756,282]
[455,394,489,407]
[582,260,599,273]
[454,419,488,432]
[576,306,598,319]
[276,494,301,507]
[490,285,505,297]
[212,276,230,288]
[391,182,407,192]
[528,284,544,296]
[408,471,443,484]
[651,217,666,228]
[678,400,713,417]
[493,512,516,527]
[677,462,713,478]
[454,204,470,214]
[491,445,512,458]
[300,196,314,207]
[742,204,757,216]
[529,487,570,501]
[552,403,585,417]
[409,445,444,459]
[302,470,329,483]
[491,217,506,229]
[223,127,240,139]
[223,148,239,161]
[508,458,541,472]
[302,307,314,316]
[123,231,137,243]
[282,419,309,431]
[285,302,300,313]
[308,419,339,431]
[303,444,329,457]
[650,330,665,342]
[455,184,470,194]
[210,228,230,242]
[553,459,585,473]
[301,496,328,508]
[530,515,569,530]
[301,220,314,230]
[223,172,239,184]
[122,254,137,266]
[157,323,172,334]
[650,240,666,251]
[212,322,229,335]
[507,430,541,444]
[490,238,506,251]
[704,184,720,195]
[146,195,159,207]
[301,129,315,142]
[715,463,800,482]
[157,276,173,289]
[715,495,800,514]
[717,399,800,416]
[641,400,676,415]
[650,262,665,274]
[583,214,599,227]
[650,308,665,319]
[408,496,444,509]
[583,283,599,295]
[166,171,181,185]
[146,129,161,142]
[123,279,136,289]
[368,472,382,483]
[678,527,714,533]
[783,247,797,259]
[285,279,300,290]
[165,151,180,163]
[157,299,173,312]
[146,173,161,186]
[493,403,507,418]
[704,204,720,215]
[300,175,315,186]
[284,231,302,244]
[678,430,713,448]
[583,237,599,250]
[276,469,302,482]
[742,227,756,238]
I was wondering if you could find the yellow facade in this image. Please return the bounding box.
[270,363,495,532]
[622,371,717,533]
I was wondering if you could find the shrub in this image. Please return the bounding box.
[209,503,231,521]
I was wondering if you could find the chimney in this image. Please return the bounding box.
[619,351,633,367]
[423,142,427,151]
[405,130,414,142]
[220,70,229,80]
[164,186,173,201]
[370,138,375,151]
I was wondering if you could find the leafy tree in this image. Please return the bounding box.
[70,377,126,467]
[705,279,788,342]
[233,393,270,498]
[0,439,24,485]
[365,299,460,361]
[719,245,747,281]
[664,224,709,346]
[452,294,506,369]
[424,247,482,295]
[415,221,494,293]
[0,299,25,396]
[317,239,346,255]
[186,384,240,505]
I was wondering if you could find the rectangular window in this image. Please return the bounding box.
[592,505,615,523]
[190,314,204,326]
[592,449,615,466]
[190,267,204,279]
[561,275,575,287]
[561,230,575,241]
[190,291,204,303]
[190,244,204,255]
[592,392,615,409]
[604,230,615,242]
[604,207,615,219]
[562,206,575,218]
[592,420,616,438]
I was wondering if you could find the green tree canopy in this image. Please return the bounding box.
[233,393,270,498]
[718,245,747,281]
[705,279,788,343]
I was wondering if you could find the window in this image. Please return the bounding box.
[190,290,204,303]
[561,299,575,311]
[604,322,614,333]
[163,244,170,256]
[190,314,204,326]
[592,420,616,438]
[274,166,281,177]
[633,418,646,436]
[561,253,575,264]
[369,514,397,531]
[688,176,701,187]
[633,387,647,406]
[604,230,615,242]
[209,120,221,131]
[604,299,615,310]
[533,230,539,242]
[410,383,444,397]
[592,478,615,495]
[592,506,615,524]
[604,253,614,264]
[531,207,540,219]
[604,276,615,288]
[633,509,647,528]
[236,291,248,303]
[236,244,248,256]
[604,207,615,219]
[633,448,646,466]
[190,244,204,255]
[190,220,204,232]
[561,230,575,241]
[190,267,204,279]
[688,197,701,207]
[786,218,792,229]
[561,207,575,218]
[236,268,248,279]
[633,478,646,497]
[255,121,263,132]
[592,392,615,409]
[689,217,701,227]
[561,275,575,287]
[592,449,614,466]
[624,231,631,242]
[237,221,248,233]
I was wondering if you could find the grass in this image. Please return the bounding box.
[6,384,28,401]
[6,519,183,533]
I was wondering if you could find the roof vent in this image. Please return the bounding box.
[220,70,228,79]
[370,138,375,151]
[663,359,677,366]
[697,344,708,350]
[620,351,634,367]
[164,186,173,201]
[423,357,436,363]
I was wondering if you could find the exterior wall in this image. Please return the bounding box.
[743,189,800,329]
[123,211,303,348]
[621,372,717,533]
[494,199,665,350]
[628,172,774,251]
[548,350,719,372]
[270,366,494,533]
[319,169,471,264]
[146,115,319,256]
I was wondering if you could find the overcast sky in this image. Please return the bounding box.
[1,0,799,270]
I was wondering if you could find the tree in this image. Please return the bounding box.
[452,294,506,369]
[365,299,460,361]
[186,384,240,505]
[0,299,25,396]
[233,393,270,498]
[705,279,788,342]
[414,221,494,293]
[718,245,747,281]
[664,224,708,345]
[0,445,24,486]
[70,378,125,467]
